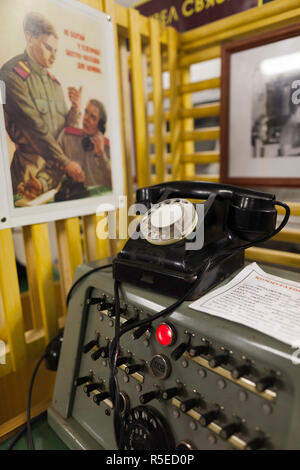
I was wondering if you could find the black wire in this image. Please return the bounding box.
[27,354,46,450]
[66,264,112,307]
[6,411,47,450]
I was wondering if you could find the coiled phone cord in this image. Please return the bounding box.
[109,200,290,449]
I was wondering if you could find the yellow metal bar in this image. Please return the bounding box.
[148,102,220,123]
[182,128,220,141]
[129,8,150,187]
[273,229,300,244]
[105,0,129,204]
[55,220,72,314]
[179,45,221,68]
[0,289,7,342]
[183,174,220,182]
[150,151,220,165]
[22,226,42,329]
[0,230,27,372]
[180,78,221,95]
[181,67,195,179]
[181,8,300,52]
[181,103,220,119]
[182,151,220,164]
[31,224,58,344]
[246,247,300,269]
[150,18,164,183]
[65,218,83,278]
[148,78,220,101]
[83,215,99,262]
[168,27,182,181]
[119,35,134,208]
[95,213,111,259]
[150,127,220,144]
[277,202,300,217]
[181,0,300,45]
[55,218,83,311]
[115,2,168,44]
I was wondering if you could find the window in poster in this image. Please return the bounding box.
[221,24,300,187]
[0,0,124,229]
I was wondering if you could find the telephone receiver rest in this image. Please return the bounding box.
[136,181,278,242]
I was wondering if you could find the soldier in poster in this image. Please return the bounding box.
[0,12,85,196]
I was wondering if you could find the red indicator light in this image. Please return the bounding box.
[156,323,175,346]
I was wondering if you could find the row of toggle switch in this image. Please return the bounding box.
[75,378,112,406]
[88,297,277,395]
[170,339,277,394]
[171,396,266,450]
[138,386,266,449]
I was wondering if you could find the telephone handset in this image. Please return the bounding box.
[81,118,106,152]
[113,181,290,300]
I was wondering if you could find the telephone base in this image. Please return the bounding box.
[113,250,244,300]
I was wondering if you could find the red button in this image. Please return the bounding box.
[156,323,175,346]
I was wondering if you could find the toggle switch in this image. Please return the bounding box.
[245,437,265,450]
[91,348,103,361]
[87,296,105,305]
[256,375,276,392]
[220,422,241,440]
[162,386,183,400]
[83,339,99,354]
[93,391,110,405]
[171,342,189,361]
[125,364,144,375]
[199,407,220,427]
[209,354,229,368]
[180,398,201,413]
[83,382,101,394]
[116,356,132,367]
[122,318,138,328]
[132,324,151,340]
[139,390,160,404]
[97,302,114,312]
[74,376,90,387]
[100,345,110,359]
[231,363,251,380]
[188,343,209,357]
[107,306,127,318]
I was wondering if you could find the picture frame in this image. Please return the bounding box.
[221,23,300,187]
[0,0,124,230]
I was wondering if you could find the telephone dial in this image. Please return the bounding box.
[113,181,289,300]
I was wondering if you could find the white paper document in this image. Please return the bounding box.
[189,263,300,346]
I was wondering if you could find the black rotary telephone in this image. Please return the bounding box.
[81,118,106,152]
[113,181,290,300]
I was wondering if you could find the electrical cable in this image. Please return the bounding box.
[27,353,46,450]
[6,411,47,450]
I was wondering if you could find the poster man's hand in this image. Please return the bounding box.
[17,171,43,200]
[92,131,105,157]
[68,86,82,112]
[65,161,85,182]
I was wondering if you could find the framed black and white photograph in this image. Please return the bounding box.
[0,0,124,229]
[221,23,300,187]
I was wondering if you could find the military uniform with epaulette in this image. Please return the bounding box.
[0,51,79,193]
[36,126,112,193]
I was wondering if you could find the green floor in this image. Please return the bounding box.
[0,416,68,451]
